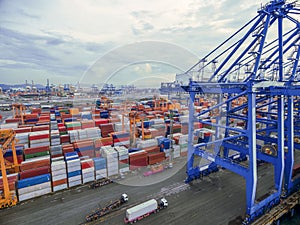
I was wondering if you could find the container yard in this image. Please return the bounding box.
[0,0,300,225]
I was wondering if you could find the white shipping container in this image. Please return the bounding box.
[51,168,67,177]
[119,167,129,173]
[18,187,52,202]
[51,162,66,171]
[126,199,158,222]
[82,176,94,184]
[81,168,94,173]
[52,183,68,192]
[68,180,82,187]
[95,169,107,178]
[68,175,82,183]
[67,165,81,173]
[1,123,19,129]
[82,171,95,179]
[52,173,67,181]
[30,142,51,148]
[18,182,51,195]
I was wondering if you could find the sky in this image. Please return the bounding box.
[0,0,271,87]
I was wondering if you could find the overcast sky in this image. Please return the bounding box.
[0,0,269,87]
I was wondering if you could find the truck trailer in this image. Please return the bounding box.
[124,198,168,224]
[86,193,128,222]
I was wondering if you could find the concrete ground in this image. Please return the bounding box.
[0,158,276,225]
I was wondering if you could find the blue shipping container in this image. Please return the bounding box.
[17,174,51,189]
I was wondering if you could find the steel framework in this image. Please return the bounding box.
[180,0,300,223]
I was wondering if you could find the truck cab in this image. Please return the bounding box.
[159,198,168,208]
[121,193,129,203]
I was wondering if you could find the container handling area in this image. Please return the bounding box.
[0,1,300,225]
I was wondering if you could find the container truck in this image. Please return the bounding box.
[124,198,168,224]
[86,193,128,222]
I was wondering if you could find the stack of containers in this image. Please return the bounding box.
[93,157,107,180]
[81,159,95,184]
[114,146,129,173]
[101,146,118,177]
[0,123,18,129]
[51,157,68,192]
[81,120,94,128]
[100,110,109,119]
[61,112,72,123]
[73,140,95,158]
[99,123,114,138]
[136,139,157,149]
[58,123,67,135]
[129,150,148,170]
[14,127,32,134]
[166,123,182,136]
[110,131,130,146]
[179,134,188,156]
[32,125,49,132]
[0,173,18,199]
[94,119,109,127]
[94,137,113,148]
[15,132,29,148]
[5,118,20,124]
[113,122,129,132]
[29,131,50,148]
[24,114,39,124]
[50,145,63,158]
[150,122,166,137]
[173,145,181,158]
[78,129,88,140]
[86,127,101,139]
[4,145,24,164]
[92,109,101,119]
[23,146,50,159]
[148,152,165,165]
[65,152,82,187]
[62,144,74,155]
[19,156,51,179]
[65,121,81,131]
[69,130,79,143]
[17,174,51,202]
[50,130,61,146]
[60,134,70,144]
[81,112,92,120]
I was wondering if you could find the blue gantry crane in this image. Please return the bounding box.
[180,0,300,223]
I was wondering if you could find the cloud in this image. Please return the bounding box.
[0,0,277,86]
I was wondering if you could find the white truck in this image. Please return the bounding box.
[124,198,168,224]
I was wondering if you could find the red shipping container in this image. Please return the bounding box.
[77,150,95,158]
[73,140,94,148]
[24,146,49,155]
[32,125,50,132]
[60,135,70,143]
[5,155,24,164]
[81,160,94,169]
[94,119,109,126]
[52,178,67,187]
[14,127,32,133]
[20,158,50,171]
[29,133,50,140]
[19,165,51,179]
[51,153,64,159]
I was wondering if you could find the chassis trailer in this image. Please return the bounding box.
[86,193,128,222]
